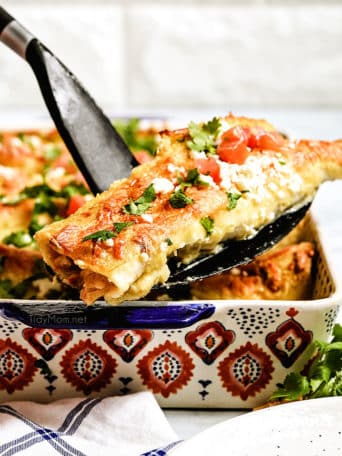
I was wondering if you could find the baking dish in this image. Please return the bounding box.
[0,212,340,408]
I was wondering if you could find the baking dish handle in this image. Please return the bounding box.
[0,301,215,330]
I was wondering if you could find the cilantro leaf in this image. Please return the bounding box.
[187,117,221,155]
[200,216,214,236]
[165,238,173,246]
[113,118,158,157]
[269,323,342,404]
[169,189,193,209]
[60,182,89,199]
[271,372,310,401]
[83,221,134,242]
[178,168,209,189]
[113,222,134,234]
[203,117,221,136]
[44,144,62,162]
[3,231,33,248]
[227,192,242,210]
[123,184,156,215]
[83,229,116,242]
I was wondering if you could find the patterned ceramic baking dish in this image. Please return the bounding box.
[0,211,340,409]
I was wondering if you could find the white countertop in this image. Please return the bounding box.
[1,108,341,442]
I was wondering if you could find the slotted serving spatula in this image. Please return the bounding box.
[0,6,136,195]
[148,202,311,298]
[0,6,311,291]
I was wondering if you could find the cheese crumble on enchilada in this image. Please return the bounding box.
[34,114,342,305]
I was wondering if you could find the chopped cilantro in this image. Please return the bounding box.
[187,117,221,155]
[178,168,209,188]
[60,182,89,199]
[169,189,193,208]
[83,229,117,242]
[200,216,214,236]
[113,222,134,233]
[227,192,242,210]
[83,221,133,242]
[278,159,287,165]
[269,324,342,403]
[165,238,173,246]
[113,118,158,157]
[123,184,156,215]
[3,231,33,248]
[44,144,62,162]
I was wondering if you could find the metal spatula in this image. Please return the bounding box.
[0,6,136,195]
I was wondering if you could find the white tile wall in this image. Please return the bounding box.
[0,2,124,112]
[1,1,342,111]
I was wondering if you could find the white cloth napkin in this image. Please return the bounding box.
[0,392,179,456]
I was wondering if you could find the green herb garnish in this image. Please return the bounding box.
[83,221,133,242]
[60,182,89,199]
[178,168,209,189]
[187,117,221,155]
[269,324,342,403]
[113,222,134,234]
[82,229,118,242]
[169,189,193,209]
[44,144,62,162]
[3,230,33,248]
[227,192,242,210]
[113,118,158,157]
[200,216,214,236]
[123,184,156,215]
[165,238,173,246]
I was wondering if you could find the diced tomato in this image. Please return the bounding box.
[247,130,284,150]
[217,126,249,165]
[134,151,154,164]
[66,194,86,216]
[221,126,249,143]
[195,156,221,184]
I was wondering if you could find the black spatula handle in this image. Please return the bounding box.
[0,7,13,33]
[0,6,35,59]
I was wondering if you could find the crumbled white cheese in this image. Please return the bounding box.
[268,182,278,192]
[140,252,149,262]
[215,153,303,201]
[0,165,18,179]
[151,177,174,194]
[46,167,65,180]
[160,242,168,252]
[11,137,23,147]
[140,213,153,223]
[190,150,207,160]
[167,163,185,175]
[199,173,217,187]
[104,238,114,247]
[29,135,41,148]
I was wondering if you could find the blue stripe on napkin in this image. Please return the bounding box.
[0,397,102,455]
